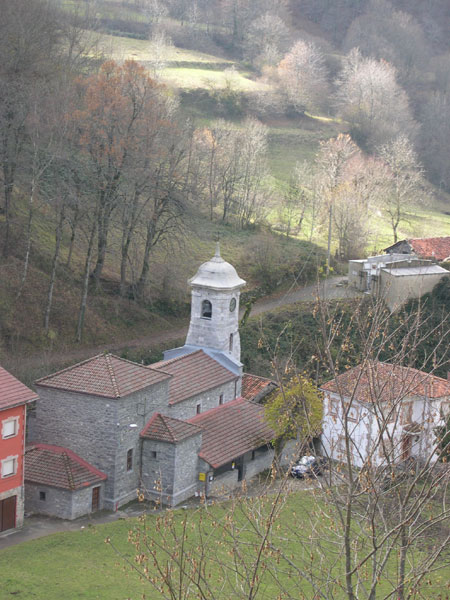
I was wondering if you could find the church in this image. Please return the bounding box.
[24,246,278,518]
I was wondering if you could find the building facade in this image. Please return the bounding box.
[0,366,37,533]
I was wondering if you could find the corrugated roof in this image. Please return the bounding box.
[0,365,38,410]
[141,413,202,443]
[188,398,274,468]
[241,373,277,401]
[35,353,171,399]
[151,350,237,405]
[382,266,448,277]
[409,237,450,262]
[321,362,450,401]
[25,444,107,490]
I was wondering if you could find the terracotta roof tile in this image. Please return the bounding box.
[151,350,237,405]
[36,354,171,399]
[241,373,277,401]
[409,237,450,262]
[0,365,38,410]
[25,444,107,490]
[187,398,274,468]
[141,413,202,443]
[321,362,450,402]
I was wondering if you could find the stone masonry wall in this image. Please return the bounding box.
[167,380,238,421]
[141,439,176,504]
[173,435,203,505]
[33,379,170,510]
[25,483,105,520]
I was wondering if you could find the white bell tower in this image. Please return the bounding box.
[185,244,246,362]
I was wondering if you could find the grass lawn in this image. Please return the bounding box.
[1,490,449,600]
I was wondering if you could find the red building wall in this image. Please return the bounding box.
[0,405,26,494]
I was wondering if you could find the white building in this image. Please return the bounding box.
[320,362,450,469]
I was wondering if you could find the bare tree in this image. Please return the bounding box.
[277,40,330,114]
[336,48,417,149]
[377,135,426,243]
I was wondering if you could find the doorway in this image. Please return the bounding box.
[0,496,16,532]
[401,435,412,461]
[92,486,100,512]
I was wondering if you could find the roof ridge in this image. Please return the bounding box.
[160,414,176,442]
[105,354,120,398]
[62,452,76,491]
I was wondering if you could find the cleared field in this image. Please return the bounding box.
[98,32,233,66]
[0,491,448,599]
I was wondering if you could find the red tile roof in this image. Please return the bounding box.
[409,237,450,262]
[25,444,107,490]
[151,350,237,405]
[35,353,171,399]
[321,362,450,402]
[241,373,277,401]
[141,413,202,443]
[0,365,38,410]
[187,398,275,468]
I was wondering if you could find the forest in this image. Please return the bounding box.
[0,0,449,368]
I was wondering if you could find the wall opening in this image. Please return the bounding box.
[201,299,212,319]
[229,333,233,352]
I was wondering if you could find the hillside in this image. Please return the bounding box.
[0,0,449,379]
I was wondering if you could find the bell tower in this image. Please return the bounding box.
[185,244,246,362]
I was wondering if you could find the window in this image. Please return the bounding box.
[39,491,46,501]
[251,450,256,461]
[1,456,17,478]
[328,397,338,417]
[219,394,223,406]
[196,404,201,414]
[201,299,212,319]
[344,402,359,423]
[229,333,233,352]
[2,418,18,439]
[151,451,157,459]
[126,449,133,472]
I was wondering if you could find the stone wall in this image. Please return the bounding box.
[243,448,274,480]
[173,435,203,505]
[0,486,24,529]
[208,469,239,496]
[167,380,238,421]
[33,379,170,510]
[25,483,105,520]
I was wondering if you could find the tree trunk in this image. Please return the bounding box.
[44,204,65,334]
[92,207,110,286]
[66,204,79,269]
[135,216,157,298]
[76,220,96,342]
[326,203,333,276]
[16,179,36,300]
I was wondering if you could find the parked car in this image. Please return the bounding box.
[290,455,326,479]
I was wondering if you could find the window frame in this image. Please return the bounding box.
[2,417,18,439]
[126,448,133,472]
[328,396,339,417]
[1,455,18,478]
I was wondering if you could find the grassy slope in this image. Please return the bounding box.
[1,492,448,599]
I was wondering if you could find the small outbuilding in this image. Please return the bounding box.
[25,444,107,520]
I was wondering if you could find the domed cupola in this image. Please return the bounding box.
[185,244,246,362]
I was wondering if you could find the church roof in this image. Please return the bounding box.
[0,365,38,410]
[188,398,275,468]
[189,244,246,290]
[141,413,202,443]
[151,350,237,405]
[35,353,171,399]
[25,444,107,490]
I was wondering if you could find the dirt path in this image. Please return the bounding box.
[8,276,360,374]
